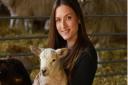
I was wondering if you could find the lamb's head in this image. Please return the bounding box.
[30,46,68,76]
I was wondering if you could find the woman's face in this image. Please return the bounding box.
[55,5,79,42]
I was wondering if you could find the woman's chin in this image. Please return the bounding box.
[62,37,69,40]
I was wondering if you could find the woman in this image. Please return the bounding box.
[48,0,97,85]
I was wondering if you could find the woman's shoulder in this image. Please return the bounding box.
[71,43,97,75]
[81,43,97,57]
[78,44,97,64]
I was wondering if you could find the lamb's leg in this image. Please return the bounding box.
[9,11,16,29]
[9,17,15,28]
[95,43,102,68]
[15,19,21,28]
[44,19,50,31]
[24,19,32,31]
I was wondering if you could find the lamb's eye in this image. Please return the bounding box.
[52,59,56,62]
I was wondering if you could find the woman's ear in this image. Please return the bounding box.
[29,45,42,56]
[55,48,69,58]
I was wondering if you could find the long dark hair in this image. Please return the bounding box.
[48,0,92,78]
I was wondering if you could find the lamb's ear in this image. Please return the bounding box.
[56,48,68,58]
[30,46,42,56]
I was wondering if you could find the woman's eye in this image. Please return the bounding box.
[67,16,72,20]
[56,19,60,23]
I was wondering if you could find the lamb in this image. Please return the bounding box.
[30,46,68,85]
[0,0,53,31]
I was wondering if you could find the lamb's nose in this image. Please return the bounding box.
[42,69,47,76]
[42,69,46,73]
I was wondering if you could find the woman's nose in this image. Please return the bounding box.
[61,20,66,30]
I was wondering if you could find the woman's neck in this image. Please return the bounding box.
[67,35,78,49]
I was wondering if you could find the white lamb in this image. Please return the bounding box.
[0,0,53,31]
[30,46,68,85]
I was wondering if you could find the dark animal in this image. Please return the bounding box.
[0,58,32,85]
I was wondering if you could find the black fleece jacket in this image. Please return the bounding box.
[70,45,97,85]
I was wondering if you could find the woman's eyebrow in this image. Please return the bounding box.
[56,12,73,17]
[65,12,72,16]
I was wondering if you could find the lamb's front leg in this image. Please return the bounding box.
[9,11,17,29]
[9,17,15,28]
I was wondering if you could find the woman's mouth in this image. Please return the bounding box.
[62,29,69,34]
